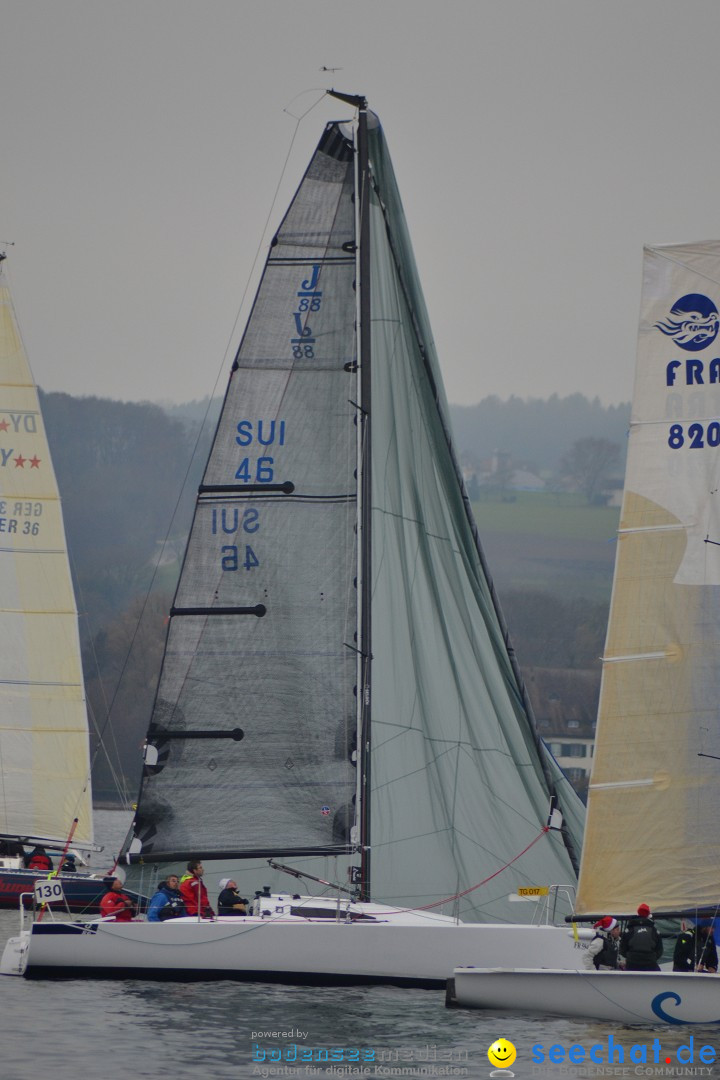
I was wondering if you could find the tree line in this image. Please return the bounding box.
[450,393,630,474]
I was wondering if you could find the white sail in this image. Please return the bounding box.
[365,123,582,917]
[577,240,720,915]
[0,263,93,847]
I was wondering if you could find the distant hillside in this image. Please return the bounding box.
[159,393,632,475]
[36,389,621,802]
[159,396,222,428]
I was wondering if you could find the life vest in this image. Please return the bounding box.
[626,923,656,954]
[99,889,134,922]
[591,933,619,970]
[179,873,213,916]
[27,853,52,871]
[158,891,185,920]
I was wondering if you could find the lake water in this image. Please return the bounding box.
[1,812,718,1080]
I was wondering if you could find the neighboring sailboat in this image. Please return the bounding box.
[448,967,720,1025]
[0,254,131,913]
[2,95,587,982]
[451,239,720,1023]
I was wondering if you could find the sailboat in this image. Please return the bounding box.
[1,94,588,983]
[0,254,136,913]
[450,239,720,1023]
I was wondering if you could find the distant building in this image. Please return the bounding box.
[525,667,600,803]
[464,448,546,496]
[509,467,545,492]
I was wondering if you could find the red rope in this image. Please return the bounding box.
[37,817,79,923]
[385,825,551,915]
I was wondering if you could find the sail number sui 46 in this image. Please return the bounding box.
[212,507,260,572]
[219,264,324,572]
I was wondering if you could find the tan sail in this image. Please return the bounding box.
[577,241,720,914]
[0,265,93,846]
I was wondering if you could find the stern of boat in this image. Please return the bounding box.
[1,932,30,976]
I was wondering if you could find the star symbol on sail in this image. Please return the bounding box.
[14,454,25,468]
[0,419,8,431]
[29,456,41,468]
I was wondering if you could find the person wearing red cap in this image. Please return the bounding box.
[583,916,621,970]
[620,903,663,970]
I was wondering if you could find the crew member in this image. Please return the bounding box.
[99,877,135,922]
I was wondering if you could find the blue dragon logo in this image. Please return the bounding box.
[655,293,719,351]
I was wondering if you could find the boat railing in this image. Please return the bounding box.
[509,883,577,925]
[17,878,76,932]
[546,883,577,925]
[17,892,38,933]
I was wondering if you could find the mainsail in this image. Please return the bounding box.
[129,104,584,922]
[576,241,720,916]
[0,258,93,847]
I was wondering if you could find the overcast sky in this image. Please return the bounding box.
[3,0,720,408]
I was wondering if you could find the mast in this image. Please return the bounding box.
[329,91,372,899]
[357,102,372,900]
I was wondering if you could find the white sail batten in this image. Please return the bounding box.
[0,267,93,847]
[576,240,720,915]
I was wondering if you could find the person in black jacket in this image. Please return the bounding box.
[217,878,248,916]
[620,903,663,971]
[673,924,718,973]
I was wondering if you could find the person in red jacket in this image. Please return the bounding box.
[99,877,135,922]
[179,859,214,918]
[24,845,53,871]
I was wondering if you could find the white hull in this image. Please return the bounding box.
[450,967,720,1025]
[3,918,590,986]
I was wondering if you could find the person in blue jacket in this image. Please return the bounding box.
[147,874,186,922]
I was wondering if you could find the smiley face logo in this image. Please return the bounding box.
[488,1039,517,1070]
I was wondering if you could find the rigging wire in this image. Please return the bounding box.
[413,826,552,912]
[88,91,331,837]
[327,827,554,918]
[67,548,131,809]
[1,96,331,847]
